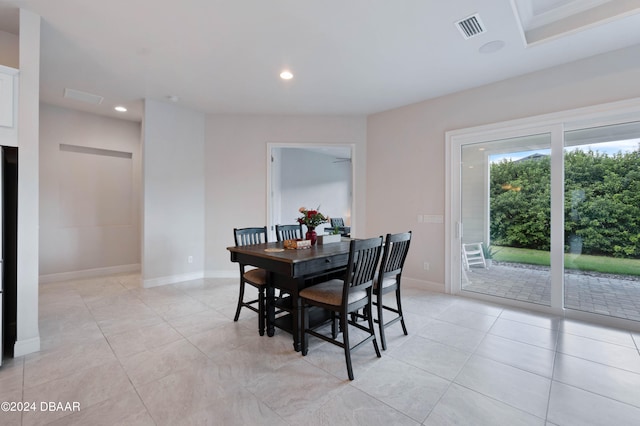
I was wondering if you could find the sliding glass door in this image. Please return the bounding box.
[449,106,640,326]
[563,121,640,321]
[460,132,553,307]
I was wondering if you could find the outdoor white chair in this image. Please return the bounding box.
[462,242,486,270]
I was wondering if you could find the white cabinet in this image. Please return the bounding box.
[0,65,18,128]
[0,65,18,146]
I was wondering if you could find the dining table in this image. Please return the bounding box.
[227,239,351,351]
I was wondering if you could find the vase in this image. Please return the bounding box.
[305,227,317,245]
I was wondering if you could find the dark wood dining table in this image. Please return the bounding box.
[228,239,351,351]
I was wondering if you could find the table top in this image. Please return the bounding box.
[227,240,352,265]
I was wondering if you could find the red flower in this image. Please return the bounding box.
[297,206,328,228]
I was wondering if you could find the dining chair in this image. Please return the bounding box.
[275,224,303,241]
[299,236,384,380]
[329,217,351,237]
[374,231,412,350]
[233,227,269,335]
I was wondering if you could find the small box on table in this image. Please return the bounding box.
[284,239,311,250]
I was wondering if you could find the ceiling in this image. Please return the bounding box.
[1,0,639,122]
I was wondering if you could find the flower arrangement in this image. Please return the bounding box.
[297,206,329,228]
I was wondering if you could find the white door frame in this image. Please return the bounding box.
[266,142,356,241]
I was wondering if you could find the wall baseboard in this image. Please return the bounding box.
[13,336,41,357]
[205,270,237,279]
[404,277,445,293]
[143,271,205,288]
[39,264,141,284]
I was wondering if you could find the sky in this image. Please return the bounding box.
[490,138,639,163]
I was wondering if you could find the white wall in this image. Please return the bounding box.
[278,148,352,235]
[142,99,205,287]
[0,30,19,69]
[366,44,640,291]
[39,104,141,280]
[205,114,366,276]
[14,9,40,357]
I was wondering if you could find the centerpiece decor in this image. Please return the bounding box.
[297,206,328,246]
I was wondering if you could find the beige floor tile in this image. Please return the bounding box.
[119,338,208,387]
[4,274,640,425]
[177,386,285,426]
[425,383,545,426]
[135,358,238,426]
[22,360,133,426]
[0,356,24,394]
[474,333,556,378]
[454,355,551,418]
[23,338,116,389]
[388,335,471,380]
[105,321,184,359]
[547,381,640,426]
[165,307,229,337]
[553,353,640,408]
[298,385,420,426]
[353,356,449,422]
[489,318,558,350]
[556,332,640,373]
[246,357,346,421]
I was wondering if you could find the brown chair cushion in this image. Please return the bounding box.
[299,279,367,306]
[243,268,267,286]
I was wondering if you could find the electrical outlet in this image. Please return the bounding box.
[423,262,430,270]
[188,256,193,264]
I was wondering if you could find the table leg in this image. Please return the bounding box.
[266,274,275,337]
[293,290,302,352]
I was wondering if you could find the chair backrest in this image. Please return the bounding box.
[275,224,303,242]
[379,231,412,282]
[342,236,384,305]
[330,218,345,228]
[234,227,268,247]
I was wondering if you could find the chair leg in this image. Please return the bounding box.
[366,301,381,358]
[234,280,245,322]
[341,313,354,381]
[376,292,387,350]
[396,288,408,336]
[258,286,265,336]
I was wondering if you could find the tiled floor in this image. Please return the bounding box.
[2,274,640,425]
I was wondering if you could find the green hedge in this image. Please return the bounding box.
[490,150,640,258]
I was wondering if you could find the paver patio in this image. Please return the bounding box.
[462,262,640,322]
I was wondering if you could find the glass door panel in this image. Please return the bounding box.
[563,121,640,321]
[461,133,552,306]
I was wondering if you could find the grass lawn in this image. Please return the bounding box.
[492,246,640,277]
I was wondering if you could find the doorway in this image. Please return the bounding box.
[267,144,354,241]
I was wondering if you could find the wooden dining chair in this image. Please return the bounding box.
[374,231,412,350]
[300,236,384,380]
[275,224,303,241]
[330,217,351,237]
[233,227,268,335]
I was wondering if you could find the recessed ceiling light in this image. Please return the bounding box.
[114,106,127,112]
[479,40,505,54]
[280,70,293,80]
[167,95,180,102]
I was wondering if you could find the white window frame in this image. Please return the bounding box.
[445,97,640,330]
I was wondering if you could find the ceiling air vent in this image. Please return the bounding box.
[456,14,486,39]
[63,88,104,105]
